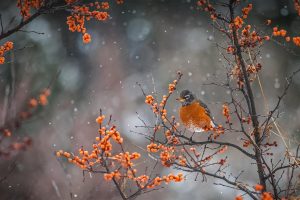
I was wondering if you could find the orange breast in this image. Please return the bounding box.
[179,101,211,131]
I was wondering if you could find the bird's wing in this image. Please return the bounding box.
[197,99,212,119]
[198,99,217,127]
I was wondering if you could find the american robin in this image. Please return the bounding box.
[176,90,216,132]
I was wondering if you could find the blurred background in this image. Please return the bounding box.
[0,0,300,199]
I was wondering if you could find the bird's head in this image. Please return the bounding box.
[176,90,195,106]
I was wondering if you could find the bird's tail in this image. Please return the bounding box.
[210,118,218,128]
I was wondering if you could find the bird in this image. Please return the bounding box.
[176,90,216,132]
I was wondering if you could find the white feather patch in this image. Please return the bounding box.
[187,120,216,133]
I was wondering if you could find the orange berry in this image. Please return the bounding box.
[261,192,273,200]
[43,88,51,97]
[101,2,109,9]
[63,152,71,158]
[3,129,11,137]
[264,36,270,41]
[235,196,243,200]
[96,115,105,124]
[82,33,91,44]
[29,98,38,108]
[0,57,5,64]
[280,29,287,37]
[293,37,300,46]
[39,94,48,106]
[254,184,264,191]
[4,41,13,51]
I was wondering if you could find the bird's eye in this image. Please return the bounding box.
[185,94,190,99]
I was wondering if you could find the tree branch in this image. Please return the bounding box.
[228,0,266,190]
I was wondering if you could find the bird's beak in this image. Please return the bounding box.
[176,97,185,102]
